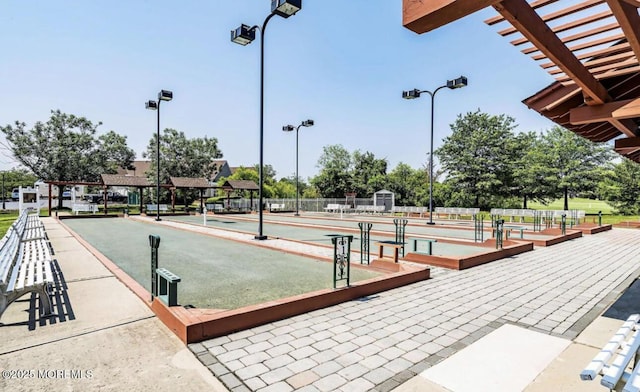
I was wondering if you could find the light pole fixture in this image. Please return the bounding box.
[145,89,173,222]
[231,0,303,240]
[403,75,467,225]
[283,119,314,216]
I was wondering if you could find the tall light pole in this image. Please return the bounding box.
[146,89,173,222]
[231,0,302,240]
[403,76,468,225]
[283,119,314,216]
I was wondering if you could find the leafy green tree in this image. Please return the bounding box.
[276,175,309,199]
[511,131,556,208]
[538,126,613,210]
[310,145,353,198]
[1,110,135,208]
[352,150,388,197]
[272,179,296,198]
[435,110,518,210]
[600,158,640,215]
[143,128,222,203]
[387,162,423,206]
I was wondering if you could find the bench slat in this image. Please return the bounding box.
[35,258,44,285]
[603,330,640,389]
[582,315,640,381]
[624,356,640,392]
[13,259,28,292]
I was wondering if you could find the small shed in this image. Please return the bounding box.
[374,189,394,212]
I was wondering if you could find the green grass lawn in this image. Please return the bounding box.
[0,211,19,237]
[527,198,614,214]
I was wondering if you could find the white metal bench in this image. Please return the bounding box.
[146,204,168,213]
[0,212,54,321]
[324,204,351,213]
[581,314,640,391]
[269,203,285,212]
[356,205,385,214]
[435,207,480,219]
[72,204,98,215]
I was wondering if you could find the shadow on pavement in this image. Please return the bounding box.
[603,279,640,320]
[1,259,76,330]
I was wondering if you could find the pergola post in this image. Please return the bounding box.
[139,187,144,214]
[48,183,52,217]
[103,185,108,215]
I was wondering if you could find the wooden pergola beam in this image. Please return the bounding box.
[402,0,500,34]
[497,0,606,37]
[609,118,639,137]
[615,136,640,149]
[570,98,640,128]
[606,0,640,62]
[493,0,611,105]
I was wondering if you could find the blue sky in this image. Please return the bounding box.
[0,1,559,180]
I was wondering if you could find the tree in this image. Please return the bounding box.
[352,150,388,197]
[511,131,556,208]
[310,145,353,198]
[538,126,613,210]
[387,163,424,206]
[435,110,518,210]
[599,158,640,215]
[143,128,222,203]
[1,110,135,208]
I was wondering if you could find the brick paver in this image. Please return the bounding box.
[188,226,640,391]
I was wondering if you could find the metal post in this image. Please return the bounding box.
[495,219,504,249]
[358,222,372,264]
[428,91,435,225]
[149,234,161,301]
[255,14,275,240]
[474,213,484,242]
[332,235,353,288]
[156,101,162,222]
[203,206,207,226]
[533,211,541,232]
[393,218,408,257]
[561,214,566,235]
[295,125,300,216]
[598,210,602,226]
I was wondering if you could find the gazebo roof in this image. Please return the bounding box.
[221,180,259,191]
[169,177,211,189]
[101,174,151,187]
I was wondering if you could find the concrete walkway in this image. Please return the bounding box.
[0,217,227,392]
[2,216,640,391]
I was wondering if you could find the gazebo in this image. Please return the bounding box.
[101,174,153,214]
[221,180,259,211]
[169,177,212,213]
